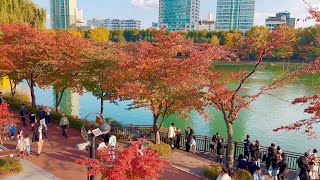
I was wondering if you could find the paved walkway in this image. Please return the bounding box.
[2,112,202,180]
[4,159,59,180]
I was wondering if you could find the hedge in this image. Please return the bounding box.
[0,157,23,177]
[147,141,172,156]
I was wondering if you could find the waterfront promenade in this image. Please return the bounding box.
[1,111,298,180]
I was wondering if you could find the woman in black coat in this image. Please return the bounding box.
[32,125,47,156]
[216,138,225,163]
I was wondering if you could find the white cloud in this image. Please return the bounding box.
[131,0,158,9]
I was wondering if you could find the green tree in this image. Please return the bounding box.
[89,27,110,42]
[110,29,125,42]
[0,0,46,28]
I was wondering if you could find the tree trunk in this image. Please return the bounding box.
[100,91,104,115]
[153,113,160,144]
[226,121,234,169]
[30,80,36,107]
[9,80,16,101]
[55,93,59,112]
[55,88,66,113]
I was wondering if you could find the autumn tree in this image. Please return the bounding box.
[82,43,120,114]
[0,24,57,107]
[116,29,225,144]
[205,26,296,168]
[89,27,110,42]
[210,35,220,45]
[76,139,170,180]
[245,26,270,60]
[273,5,320,138]
[47,31,92,112]
[0,103,18,144]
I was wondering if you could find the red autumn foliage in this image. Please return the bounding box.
[76,139,171,180]
[273,4,320,138]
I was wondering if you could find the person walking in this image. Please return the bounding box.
[9,124,16,139]
[167,123,176,149]
[39,108,47,130]
[175,128,181,149]
[297,152,309,180]
[254,140,262,167]
[185,127,191,152]
[59,113,69,138]
[45,106,51,124]
[16,130,25,159]
[277,153,289,180]
[190,133,197,154]
[266,143,276,172]
[309,149,318,180]
[217,138,225,163]
[210,133,219,157]
[243,135,251,158]
[29,112,36,131]
[19,104,28,127]
[32,125,47,156]
[24,134,31,156]
[186,128,194,152]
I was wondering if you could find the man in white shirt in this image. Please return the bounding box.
[167,123,176,149]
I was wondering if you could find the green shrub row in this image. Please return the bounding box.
[203,163,251,180]
[0,157,23,177]
[147,141,172,156]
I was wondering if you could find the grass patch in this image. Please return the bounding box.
[0,157,23,177]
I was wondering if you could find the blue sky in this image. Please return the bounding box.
[33,0,319,28]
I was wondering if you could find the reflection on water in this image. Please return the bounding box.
[0,64,319,153]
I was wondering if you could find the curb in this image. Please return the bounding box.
[171,165,206,180]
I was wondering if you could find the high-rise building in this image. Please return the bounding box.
[195,13,215,31]
[265,11,296,31]
[50,0,77,29]
[159,0,200,31]
[215,0,255,31]
[87,18,141,30]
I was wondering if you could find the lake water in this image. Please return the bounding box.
[0,63,319,153]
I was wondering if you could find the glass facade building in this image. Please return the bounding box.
[159,0,200,31]
[50,0,77,29]
[215,0,255,31]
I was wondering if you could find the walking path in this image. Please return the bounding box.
[2,111,298,180]
[2,112,202,180]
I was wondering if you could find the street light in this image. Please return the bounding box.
[78,112,111,180]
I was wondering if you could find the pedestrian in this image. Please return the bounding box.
[217,138,225,163]
[24,134,31,156]
[276,146,283,163]
[252,167,264,180]
[237,154,247,169]
[190,134,197,154]
[175,128,181,149]
[186,128,194,152]
[266,143,276,172]
[216,166,232,180]
[249,143,255,159]
[268,159,278,179]
[254,140,262,167]
[32,125,47,156]
[39,108,47,130]
[248,157,259,175]
[16,130,25,159]
[210,133,219,157]
[19,104,28,127]
[45,106,51,124]
[167,123,176,149]
[297,152,309,180]
[309,149,318,180]
[277,153,289,180]
[9,124,16,139]
[243,135,251,158]
[29,112,36,131]
[59,113,69,138]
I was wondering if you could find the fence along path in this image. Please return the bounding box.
[110,124,319,172]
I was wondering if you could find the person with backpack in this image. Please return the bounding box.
[19,104,28,127]
[243,135,251,158]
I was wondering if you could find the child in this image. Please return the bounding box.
[16,130,25,159]
[190,135,196,154]
[9,124,16,139]
[24,134,31,156]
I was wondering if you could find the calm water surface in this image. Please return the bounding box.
[1,63,319,153]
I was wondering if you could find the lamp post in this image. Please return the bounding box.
[79,112,111,180]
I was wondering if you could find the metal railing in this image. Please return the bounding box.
[110,124,317,171]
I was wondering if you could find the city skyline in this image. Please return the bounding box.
[34,0,319,29]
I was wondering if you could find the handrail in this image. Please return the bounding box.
[110,124,319,172]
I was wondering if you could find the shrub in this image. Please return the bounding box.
[0,157,23,177]
[236,169,251,180]
[147,141,171,156]
[203,163,222,180]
